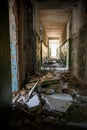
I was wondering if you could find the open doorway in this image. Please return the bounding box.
[41,38,68,70]
[49,39,59,59]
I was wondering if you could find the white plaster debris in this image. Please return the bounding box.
[12,93,20,104]
[25,94,40,108]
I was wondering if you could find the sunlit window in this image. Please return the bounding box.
[49,39,59,58]
[50,43,57,58]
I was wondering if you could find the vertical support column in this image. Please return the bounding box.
[9,0,18,92]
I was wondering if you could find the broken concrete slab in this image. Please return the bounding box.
[41,94,72,113]
[48,94,73,101]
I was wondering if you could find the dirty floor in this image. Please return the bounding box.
[8,66,87,130]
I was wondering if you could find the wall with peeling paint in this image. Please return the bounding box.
[61,25,67,44]
[9,0,18,91]
[9,0,36,88]
[0,0,12,109]
[34,3,40,35]
[16,0,29,87]
[70,0,87,85]
[42,42,48,64]
[36,35,41,72]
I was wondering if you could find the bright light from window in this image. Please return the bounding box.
[49,39,59,58]
[51,43,57,58]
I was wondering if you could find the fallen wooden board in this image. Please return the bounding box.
[27,80,39,99]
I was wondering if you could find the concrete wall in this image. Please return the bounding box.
[0,0,12,109]
[9,0,28,89]
[16,0,29,87]
[33,2,48,70]
[9,0,37,88]
[42,42,48,64]
[61,25,67,44]
[33,3,40,35]
[69,0,87,85]
[60,25,68,66]
[36,35,41,72]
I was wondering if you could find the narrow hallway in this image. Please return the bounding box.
[0,0,87,129]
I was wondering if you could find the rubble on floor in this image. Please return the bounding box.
[11,70,87,130]
[41,93,72,113]
[42,58,65,69]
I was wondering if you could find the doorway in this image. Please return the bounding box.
[49,39,59,59]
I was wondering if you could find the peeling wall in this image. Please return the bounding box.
[16,0,29,87]
[61,25,67,44]
[33,3,48,71]
[60,25,68,66]
[9,0,36,88]
[42,42,48,64]
[70,0,87,85]
[77,25,87,84]
[34,3,40,35]
[0,0,12,108]
[28,32,36,76]
[36,35,41,72]
[9,0,18,91]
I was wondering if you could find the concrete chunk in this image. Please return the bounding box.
[42,94,72,113]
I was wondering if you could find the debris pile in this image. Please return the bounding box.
[12,80,40,110]
[42,58,65,68]
[12,71,87,111]
[11,70,87,130]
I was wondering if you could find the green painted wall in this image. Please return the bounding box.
[0,0,12,110]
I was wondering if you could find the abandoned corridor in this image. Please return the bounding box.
[0,0,87,129]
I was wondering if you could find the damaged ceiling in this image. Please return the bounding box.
[36,0,79,39]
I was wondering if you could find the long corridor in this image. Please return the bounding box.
[0,0,87,129]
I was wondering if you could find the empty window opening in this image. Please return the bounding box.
[49,39,59,59]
